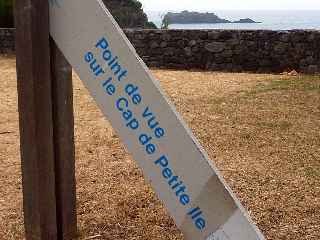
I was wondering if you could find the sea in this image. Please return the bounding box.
[146,10,320,30]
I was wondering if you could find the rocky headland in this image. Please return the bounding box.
[163,11,260,24]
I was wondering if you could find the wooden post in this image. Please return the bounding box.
[15,0,58,239]
[15,1,77,239]
[50,40,77,239]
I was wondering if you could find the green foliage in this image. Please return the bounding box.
[129,0,142,10]
[102,0,157,29]
[145,21,157,29]
[0,0,14,28]
[161,16,170,29]
[0,0,157,29]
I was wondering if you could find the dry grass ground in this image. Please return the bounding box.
[0,55,319,240]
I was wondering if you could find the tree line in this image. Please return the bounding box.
[0,0,14,28]
[0,0,157,29]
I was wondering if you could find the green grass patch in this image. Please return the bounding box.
[205,97,229,114]
[305,166,320,180]
[255,120,292,131]
[240,75,320,98]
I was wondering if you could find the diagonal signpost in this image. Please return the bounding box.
[49,0,266,239]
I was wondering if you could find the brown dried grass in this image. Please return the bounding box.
[0,55,319,240]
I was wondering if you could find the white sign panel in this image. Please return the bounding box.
[49,1,265,239]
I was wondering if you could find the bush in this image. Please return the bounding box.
[0,0,14,28]
[102,0,157,29]
[161,17,170,29]
[145,21,157,29]
[129,0,142,10]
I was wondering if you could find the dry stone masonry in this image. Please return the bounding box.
[0,28,14,54]
[125,29,320,74]
[1,28,319,73]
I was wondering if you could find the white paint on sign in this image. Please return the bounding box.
[49,1,265,239]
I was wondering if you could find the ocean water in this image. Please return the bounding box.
[146,10,320,30]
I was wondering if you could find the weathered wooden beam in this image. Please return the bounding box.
[50,39,78,239]
[15,0,58,239]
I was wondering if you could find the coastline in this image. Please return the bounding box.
[147,10,320,30]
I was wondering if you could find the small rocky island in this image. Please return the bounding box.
[163,11,261,24]
[233,18,260,23]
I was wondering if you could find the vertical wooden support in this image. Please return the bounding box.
[50,40,78,239]
[15,1,77,239]
[15,0,58,239]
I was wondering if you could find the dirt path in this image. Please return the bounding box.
[0,55,319,240]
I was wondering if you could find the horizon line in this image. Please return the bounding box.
[144,9,320,11]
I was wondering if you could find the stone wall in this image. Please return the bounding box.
[0,28,14,54]
[125,29,320,74]
[1,28,320,73]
